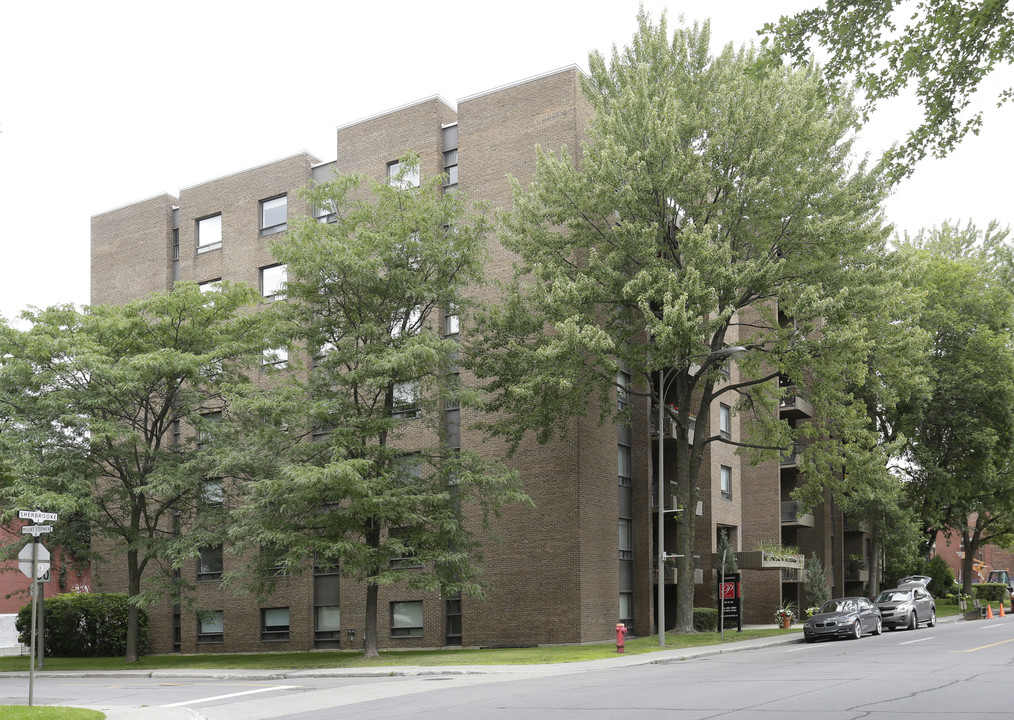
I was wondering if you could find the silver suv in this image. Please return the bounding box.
[874,577,936,630]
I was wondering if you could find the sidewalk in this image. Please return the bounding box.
[21,617,964,720]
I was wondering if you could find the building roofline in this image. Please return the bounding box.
[91,193,179,219]
[178,151,321,192]
[457,65,585,103]
[337,95,457,132]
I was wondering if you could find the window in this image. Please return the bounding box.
[619,593,633,626]
[196,411,221,451]
[445,408,460,450]
[388,160,420,189]
[198,278,222,293]
[389,528,422,569]
[260,195,287,235]
[197,214,222,253]
[315,199,336,223]
[443,124,458,190]
[201,478,223,507]
[198,545,223,581]
[444,308,460,336]
[261,607,290,641]
[315,604,341,643]
[197,610,223,643]
[259,544,287,577]
[443,149,458,188]
[391,601,423,637]
[445,595,462,645]
[719,404,731,440]
[172,419,181,446]
[619,518,633,560]
[618,445,632,486]
[720,465,732,501]
[260,264,287,300]
[617,371,631,411]
[262,347,288,370]
[393,380,420,418]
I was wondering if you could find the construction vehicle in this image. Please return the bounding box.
[988,569,1013,595]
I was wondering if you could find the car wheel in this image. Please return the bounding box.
[873,616,882,635]
[907,612,917,631]
[927,609,936,627]
[850,620,862,639]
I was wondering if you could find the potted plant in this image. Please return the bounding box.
[774,600,797,628]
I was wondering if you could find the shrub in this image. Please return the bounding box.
[973,583,1008,603]
[16,593,149,657]
[693,607,718,632]
[924,556,954,597]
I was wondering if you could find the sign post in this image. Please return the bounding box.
[720,572,742,635]
[18,510,58,705]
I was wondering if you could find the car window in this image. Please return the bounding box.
[876,590,911,603]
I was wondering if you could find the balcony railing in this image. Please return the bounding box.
[780,500,815,527]
[779,383,815,419]
[780,444,802,467]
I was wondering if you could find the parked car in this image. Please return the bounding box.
[803,597,882,643]
[875,577,936,630]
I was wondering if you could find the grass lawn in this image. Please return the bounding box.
[0,627,797,672]
[3,708,103,720]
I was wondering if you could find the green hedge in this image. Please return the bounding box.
[973,583,1008,602]
[693,607,719,632]
[16,593,149,657]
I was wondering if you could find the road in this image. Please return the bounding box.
[3,617,1013,719]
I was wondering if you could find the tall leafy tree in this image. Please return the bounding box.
[895,221,1014,594]
[217,157,528,658]
[763,0,1014,181]
[0,283,266,662]
[468,12,894,633]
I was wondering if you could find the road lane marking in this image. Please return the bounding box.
[162,685,298,707]
[978,623,1003,629]
[900,637,932,645]
[952,638,1014,653]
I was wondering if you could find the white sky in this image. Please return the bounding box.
[2,0,1011,320]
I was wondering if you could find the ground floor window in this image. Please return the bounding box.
[197,610,223,643]
[619,593,633,628]
[445,596,462,646]
[391,601,423,638]
[261,607,290,641]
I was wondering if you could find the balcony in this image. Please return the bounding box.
[732,550,805,571]
[780,444,802,468]
[650,413,695,443]
[778,379,815,420]
[653,556,703,585]
[780,500,815,528]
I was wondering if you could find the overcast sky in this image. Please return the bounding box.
[2,0,1011,320]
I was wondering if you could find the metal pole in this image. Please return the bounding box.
[720,548,726,641]
[28,541,38,707]
[658,368,666,648]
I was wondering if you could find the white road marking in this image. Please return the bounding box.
[162,685,298,707]
[900,637,932,645]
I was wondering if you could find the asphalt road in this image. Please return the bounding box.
[3,615,1013,719]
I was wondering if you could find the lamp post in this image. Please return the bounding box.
[657,345,746,647]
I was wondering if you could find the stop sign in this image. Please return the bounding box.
[18,543,51,580]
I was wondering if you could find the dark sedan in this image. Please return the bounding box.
[803,597,882,643]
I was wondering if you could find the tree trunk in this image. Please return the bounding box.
[363,581,379,658]
[362,518,381,658]
[674,430,698,633]
[867,524,881,599]
[126,548,140,664]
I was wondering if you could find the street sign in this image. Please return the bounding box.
[18,510,58,523]
[21,525,53,536]
[18,543,51,580]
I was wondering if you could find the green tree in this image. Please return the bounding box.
[762,1,1014,181]
[896,221,1014,595]
[0,283,266,662]
[216,156,528,658]
[804,553,830,611]
[468,13,893,634]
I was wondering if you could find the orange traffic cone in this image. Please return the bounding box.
[1000,603,1006,618]
[987,604,994,619]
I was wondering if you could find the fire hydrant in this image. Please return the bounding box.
[615,623,628,653]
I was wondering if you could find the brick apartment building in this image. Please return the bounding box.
[90,67,865,654]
